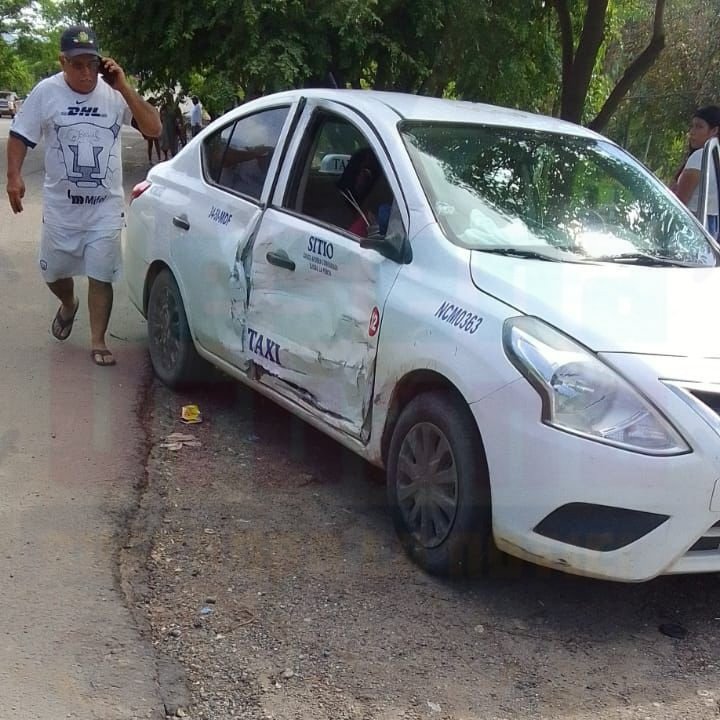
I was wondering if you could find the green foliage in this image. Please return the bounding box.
[604,0,720,180]
[447,1,558,112]
[0,0,84,90]
[4,0,701,179]
[13,30,60,81]
[0,37,32,91]
[188,71,240,119]
[0,0,33,90]
[0,0,33,33]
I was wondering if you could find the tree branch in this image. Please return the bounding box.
[589,0,666,131]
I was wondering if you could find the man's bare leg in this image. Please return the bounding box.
[47,278,79,340]
[88,278,115,365]
[47,277,76,314]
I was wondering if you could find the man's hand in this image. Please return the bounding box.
[100,56,128,91]
[7,135,29,213]
[6,174,25,214]
[115,66,162,138]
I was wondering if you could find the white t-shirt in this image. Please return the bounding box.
[10,72,132,230]
[684,148,719,216]
[190,102,202,126]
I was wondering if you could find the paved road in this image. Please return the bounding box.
[0,118,164,719]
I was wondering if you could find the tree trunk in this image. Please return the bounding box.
[553,0,610,123]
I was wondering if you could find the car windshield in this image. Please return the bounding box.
[401,122,719,267]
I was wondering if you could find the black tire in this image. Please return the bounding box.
[146,269,208,387]
[387,390,493,576]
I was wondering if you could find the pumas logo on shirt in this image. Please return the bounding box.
[63,106,106,117]
[56,120,122,188]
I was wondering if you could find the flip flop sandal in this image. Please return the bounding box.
[51,299,79,341]
[90,349,117,367]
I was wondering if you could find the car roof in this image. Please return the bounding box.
[263,89,602,140]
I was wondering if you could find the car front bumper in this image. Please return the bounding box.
[471,353,720,581]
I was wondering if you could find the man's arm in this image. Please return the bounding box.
[102,57,162,138]
[6,135,28,214]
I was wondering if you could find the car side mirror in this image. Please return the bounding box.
[360,231,412,264]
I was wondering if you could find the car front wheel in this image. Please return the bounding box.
[146,269,207,387]
[387,390,493,576]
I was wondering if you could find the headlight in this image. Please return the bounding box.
[503,316,689,455]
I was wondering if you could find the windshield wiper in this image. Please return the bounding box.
[592,252,693,267]
[476,247,561,262]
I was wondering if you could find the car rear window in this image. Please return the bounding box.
[202,106,289,201]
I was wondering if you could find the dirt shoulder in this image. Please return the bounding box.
[127,378,720,720]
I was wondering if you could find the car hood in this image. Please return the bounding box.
[470,253,720,357]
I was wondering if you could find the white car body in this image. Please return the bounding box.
[125,89,720,582]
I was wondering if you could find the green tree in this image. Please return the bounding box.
[0,37,32,91]
[13,30,61,81]
[0,0,33,90]
[550,0,666,130]
[605,0,720,179]
[1,0,84,90]
[81,0,670,137]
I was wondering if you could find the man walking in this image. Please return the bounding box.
[5,25,161,366]
[190,96,203,137]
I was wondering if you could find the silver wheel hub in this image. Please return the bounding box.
[396,421,459,548]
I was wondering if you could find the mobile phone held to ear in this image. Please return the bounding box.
[100,58,117,87]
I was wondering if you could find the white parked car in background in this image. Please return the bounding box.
[0,90,18,118]
[125,89,720,582]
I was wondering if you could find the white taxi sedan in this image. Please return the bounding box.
[125,89,720,582]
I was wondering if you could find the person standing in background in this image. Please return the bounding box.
[159,98,179,160]
[5,25,161,366]
[190,96,203,137]
[671,105,720,238]
[132,97,161,163]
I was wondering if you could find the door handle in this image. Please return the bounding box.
[266,251,295,271]
[172,215,190,231]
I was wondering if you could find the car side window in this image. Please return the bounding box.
[286,113,400,240]
[201,106,289,200]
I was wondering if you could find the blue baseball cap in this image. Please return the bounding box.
[60,25,101,58]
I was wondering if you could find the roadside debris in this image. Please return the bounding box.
[181,404,203,424]
[159,433,203,451]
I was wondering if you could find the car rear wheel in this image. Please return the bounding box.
[147,269,208,387]
[387,390,493,576]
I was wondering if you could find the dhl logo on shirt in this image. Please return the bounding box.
[62,106,107,117]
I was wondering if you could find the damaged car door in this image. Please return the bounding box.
[169,103,296,360]
[241,103,409,439]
